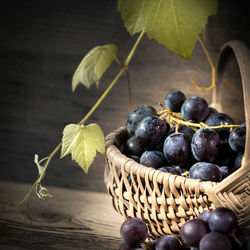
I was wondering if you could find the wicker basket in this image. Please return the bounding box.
[104,40,250,238]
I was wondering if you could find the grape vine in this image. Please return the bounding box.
[17,31,146,210]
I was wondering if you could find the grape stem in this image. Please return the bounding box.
[191,36,216,91]
[17,30,145,208]
[158,109,240,129]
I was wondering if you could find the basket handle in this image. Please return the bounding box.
[205,41,250,220]
[214,40,250,169]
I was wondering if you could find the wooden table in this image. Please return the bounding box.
[0,181,124,249]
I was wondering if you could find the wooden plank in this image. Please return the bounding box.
[0,181,124,249]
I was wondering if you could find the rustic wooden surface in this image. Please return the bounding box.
[0,181,124,249]
[0,0,249,249]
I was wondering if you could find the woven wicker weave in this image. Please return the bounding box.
[104,40,250,238]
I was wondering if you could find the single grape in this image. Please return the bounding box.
[180,219,209,247]
[208,207,237,234]
[204,113,235,140]
[155,234,181,250]
[126,106,157,134]
[197,210,213,223]
[165,90,186,112]
[219,166,231,180]
[158,166,180,175]
[120,218,148,247]
[229,125,246,153]
[140,150,167,169]
[135,116,169,149]
[163,133,190,166]
[126,136,146,157]
[233,152,243,171]
[199,232,232,250]
[191,128,220,162]
[189,162,222,182]
[181,96,209,122]
[168,125,195,143]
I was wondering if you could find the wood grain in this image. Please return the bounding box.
[0,181,124,249]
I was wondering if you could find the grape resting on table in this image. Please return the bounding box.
[119,207,249,249]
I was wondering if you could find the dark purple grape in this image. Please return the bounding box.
[181,96,209,122]
[189,162,222,182]
[156,234,181,250]
[165,90,186,112]
[126,136,146,157]
[126,106,157,134]
[219,166,231,180]
[205,113,235,140]
[163,133,190,166]
[140,150,166,169]
[120,218,148,247]
[197,210,213,223]
[233,153,243,171]
[191,128,220,162]
[215,141,237,168]
[199,232,232,250]
[158,166,180,175]
[208,207,237,234]
[229,126,246,153]
[168,125,195,143]
[135,116,169,149]
[180,219,209,247]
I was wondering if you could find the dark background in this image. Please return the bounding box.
[0,0,249,193]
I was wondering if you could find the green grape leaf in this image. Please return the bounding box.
[117,0,217,59]
[72,44,119,91]
[60,123,105,173]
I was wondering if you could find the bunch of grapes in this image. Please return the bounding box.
[180,207,249,250]
[118,208,249,249]
[124,90,246,183]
